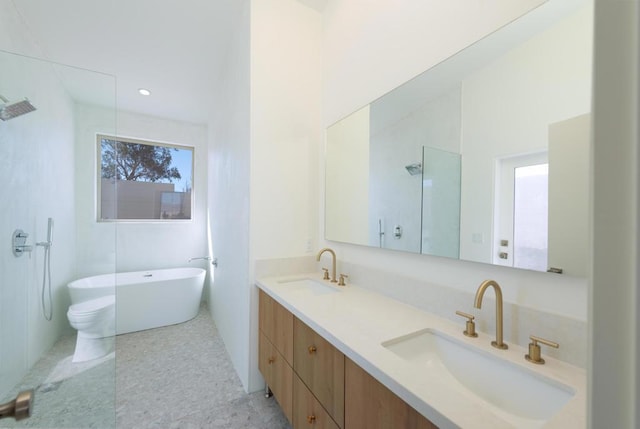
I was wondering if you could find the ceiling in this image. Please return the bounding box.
[13,0,582,127]
[13,0,247,124]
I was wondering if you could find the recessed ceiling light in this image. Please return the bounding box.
[138,88,151,96]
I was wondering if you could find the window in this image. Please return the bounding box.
[98,135,194,221]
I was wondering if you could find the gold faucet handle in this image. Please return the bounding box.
[455,310,478,338]
[525,335,559,364]
[321,268,330,280]
[338,273,348,286]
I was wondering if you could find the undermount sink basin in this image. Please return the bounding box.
[277,278,339,296]
[382,328,575,424]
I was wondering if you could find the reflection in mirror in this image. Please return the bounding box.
[421,147,461,259]
[325,0,592,276]
[495,152,549,271]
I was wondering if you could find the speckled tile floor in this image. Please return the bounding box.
[1,304,291,429]
[1,335,116,429]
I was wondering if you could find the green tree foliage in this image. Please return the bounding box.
[101,138,181,182]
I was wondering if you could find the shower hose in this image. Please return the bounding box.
[41,242,53,321]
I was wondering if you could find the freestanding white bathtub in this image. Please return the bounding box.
[67,267,206,335]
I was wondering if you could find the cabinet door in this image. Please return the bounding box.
[345,358,437,429]
[294,318,345,427]
[259,332,293,423]
[259,289,294,364]
[294,374,340,429]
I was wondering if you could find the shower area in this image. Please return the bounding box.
[0,50,117,427]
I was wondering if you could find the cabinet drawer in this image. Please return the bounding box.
[294,374,340,429]
[345,358,438,429]
[294,318,345,427]
[259,332,293,423]
[259,289,294,365]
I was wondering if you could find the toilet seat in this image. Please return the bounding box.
[68,295,115,320]
[68,295,116,316]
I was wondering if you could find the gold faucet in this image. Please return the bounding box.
[316,248,337,283]
[474,280,508,350]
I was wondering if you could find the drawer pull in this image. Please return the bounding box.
[307,415,316,424]
[308,345,317,354]
[267,356,275,364]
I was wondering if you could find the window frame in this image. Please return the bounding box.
[96,134,195,223]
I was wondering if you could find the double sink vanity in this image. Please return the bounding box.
[256,254,586,428]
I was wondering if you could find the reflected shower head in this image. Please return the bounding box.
[0,95,36,121]
[405,162,422,176]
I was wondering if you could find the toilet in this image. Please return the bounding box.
[67,295,116,362]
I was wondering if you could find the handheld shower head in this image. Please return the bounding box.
[0,95,36,121]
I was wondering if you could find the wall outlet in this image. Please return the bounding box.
[305,238,313,253]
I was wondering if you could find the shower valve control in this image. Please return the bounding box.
[394,225,403,239]
[12,229,33,257]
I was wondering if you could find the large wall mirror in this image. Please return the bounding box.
[325,0,592,277]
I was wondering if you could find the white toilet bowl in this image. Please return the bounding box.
[67,295,116,362]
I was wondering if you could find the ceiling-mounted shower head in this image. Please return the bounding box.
[0,94,36,121]
[405,162,422,176]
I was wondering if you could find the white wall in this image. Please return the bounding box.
[589,0,639,427]
[325,105,369,245]
[321,0,588,319]
[250,0,322,261]
[207,0,252,391]
[74,105,117,278]
[208,0,321,394]
[0,1,78,398]
[74,105,208,277]
[249,0,323,391]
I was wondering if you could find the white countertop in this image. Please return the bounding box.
[256,274,586,429]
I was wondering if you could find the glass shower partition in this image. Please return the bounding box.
[420,146,462,259]
[0,50,116,428]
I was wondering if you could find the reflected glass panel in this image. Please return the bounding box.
[421,147,461,258]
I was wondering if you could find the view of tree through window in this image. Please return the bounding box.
[98,135,193,220]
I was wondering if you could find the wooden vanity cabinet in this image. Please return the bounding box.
[259,332,293,422]
[345,358,438,429]
[258,289,293,364]
[258,290,294,423]
[294,317,345,428]
[293,374,340,429]
[258,288,434,429]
